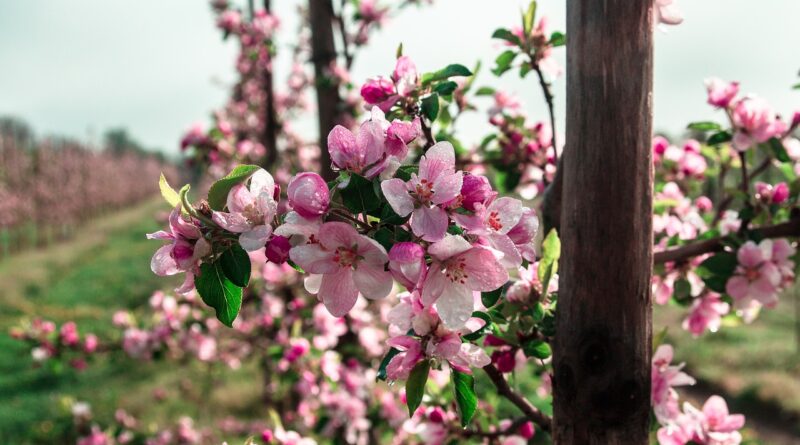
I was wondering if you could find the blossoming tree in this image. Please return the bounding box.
[13,0,800,444]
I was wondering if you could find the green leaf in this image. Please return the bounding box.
[519,62,533,78]
[698,252,737,277]
[475,86,496,96]
[377,347,401,381]
[702,275,728,293]
[492,50,517,77]
[452,370,478,427]
[396,42,403,59]
[207,165,262,210]
[421,93,440,121]
[687,121,722,132]
[537,229,561,300]
[707,131,732,146]
[530,302,545,323]
[379,203,409,225]
[522,1,537,37]
[421,64,473,84]
[396,165,418,181]
[434,81,458,96]
[219,244,251,287]
[767,137,791,162]
[195,262,243,327]
[522,339,551,359]
[494,168,521,192]
[159,173,182,208]
[481,285,505,308]
[549,31,566,47]
[374,227,395,252]
[792,82,800,90]
[491,28,521,46]
[406,360,430,416]
[341,174,381,214]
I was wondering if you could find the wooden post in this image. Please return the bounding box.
[552,1,654,444]
[309,0,339,181]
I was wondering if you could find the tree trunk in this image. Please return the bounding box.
[552,1,654,444]
[262,0,279,169]
[309,0,340,181]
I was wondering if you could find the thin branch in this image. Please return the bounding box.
[459,417,528,439]
[532,63,558,164]
[654,218,800,264]
[335,0,354,70]
[482,364,552,433]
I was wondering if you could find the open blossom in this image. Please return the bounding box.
[652,344,696,423]
[147,205,210,293]
[725,239,795,311]
[683,293,729,337]
[382,142,463,242]
[287,172,329,218]
[705,78,739,108]
[658,396,745,445]
[654,0,683,26]
[731,96,786,151]
[212,169,278,251]
[454,197,525,268]
[290,222,392,317]
[327,120,386,177]
[421,234,508,328]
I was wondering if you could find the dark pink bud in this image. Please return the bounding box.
[360,76,395,104]
[261,429,274,443]
[483,334,508,347]
[695,196,713,212]
[772,182,790,204]
[652,136,669,155]
[491,349,516,373]
[427,407,445,423]
[265,235,291,264]
[518,421,536,439]
[460,175,494,212]
[683,139,701,153]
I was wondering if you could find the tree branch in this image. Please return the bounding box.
[654,218,800,264]
[482,364,552,433]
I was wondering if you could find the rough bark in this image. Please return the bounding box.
[552,1,654,444]
[309,0,340,181]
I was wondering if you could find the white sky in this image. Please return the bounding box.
[0,0,798,154]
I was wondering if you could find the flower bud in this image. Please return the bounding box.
[287,172,329,218]
[491,349,516,373]
[518,421,536,439]
[265,235,291,264]
[388,242,426,289]
[704,77,739,108]
[360,76,395,104]
[460,175,494,211]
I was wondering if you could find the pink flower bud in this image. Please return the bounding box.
[695,196,713,212]
[704,78,739,108]
[261,429,274,443]
[491,349,516,373]
[772,182,789,204]
[483,335,508,347]
[427,407,445,423]
[652,136,669,155]
[60,321,80,347]
[83,334,98,354]
[388,242,426,289]
[265,235,291,264]
[392,56,419,97]
[460,174,494,211]
[791,111,800,129]
[360,76,395,104]
[287,172,329,218]
[518,421,536,439]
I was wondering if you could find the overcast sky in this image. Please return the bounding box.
[0,0,798,154]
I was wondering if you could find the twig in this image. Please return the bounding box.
[532,63,558,164]
[654,218,800,264]
[459,417,528,439]
[482,364,552,432]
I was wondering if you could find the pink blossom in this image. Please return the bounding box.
[392,56,419,97]
[289,222,392,317]
[287,172,329,218]
[360,76,396,109]
[454,197,525,268]
[83,334,99,353]
[388,242,426,289]
[652,344,696,423]
[654,0,683,26]
[77,427,112,445]
[180,122,206,150]
[381,142,463,241]
[147,205,210,292]
[265,235,291,264]
[385,335,424,380]
[705,78,739,108]
[212,169,278,251]
[683,293,729,336]
[59,321,80,347]
[327,120,386,177]
[754,181,789,204]
[505,207,540,262]
[421,234,508,328]
[460,174,495,212]
[726,239,794,310]
[217,10,242,33]
[731,96,786,151]
[691,395,745,444]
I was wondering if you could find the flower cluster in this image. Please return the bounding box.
[725,238,795,321]
[10,318,99,370]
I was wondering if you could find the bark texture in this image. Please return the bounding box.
[552,1,655,443]
[309,0,340,180]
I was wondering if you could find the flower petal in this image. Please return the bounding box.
[411,206,448,242]
[381,178,414,216]
[435,283,474,329]
[212,211,252,233]
[239,225,272,252]
[151,245,180,276]
[319,269,359,317]
[289,244,338,274]
[419,141,455,181]
[353,263,393,300]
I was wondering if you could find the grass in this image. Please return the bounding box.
[0,199,264,444]
[655,294,800,441]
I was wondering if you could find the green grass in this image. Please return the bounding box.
[0,199,263,444]
[655,294,800,440]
